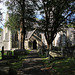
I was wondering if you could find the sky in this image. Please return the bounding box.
[36,15,43,19]
[0,0,7,28]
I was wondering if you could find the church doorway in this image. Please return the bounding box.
[33,40,37,49]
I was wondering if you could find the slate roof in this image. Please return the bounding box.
[25,30,35,40]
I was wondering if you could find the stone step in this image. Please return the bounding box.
[0,67,9,75]
[0,60,7,66]
[17,71,24,75]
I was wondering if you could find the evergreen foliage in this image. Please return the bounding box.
[5,14,20,32]
[0,27,2,32]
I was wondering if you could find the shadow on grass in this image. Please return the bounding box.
[42,56,75,75]
[0,50,30,75]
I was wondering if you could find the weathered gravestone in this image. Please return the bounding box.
[1,46,4,59]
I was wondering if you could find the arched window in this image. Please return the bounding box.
[15,32,18,41]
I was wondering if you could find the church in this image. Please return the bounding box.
[0,25,75,50]
[0,13,75,50]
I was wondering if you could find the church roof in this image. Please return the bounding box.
[25,30,35,40]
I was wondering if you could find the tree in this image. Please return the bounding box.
[0,27,2,32]
[5,0,38,49]
[0,0,3,24]
[5,14,20,32]
[37,0,75,58]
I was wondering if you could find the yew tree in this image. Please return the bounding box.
[37,0,75,54]
[5,14,20,32]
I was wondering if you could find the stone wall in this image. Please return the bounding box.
[12,32,19,48]
[25,40,29,49]
[0,32,3,50]
[53,31,66,47]
[3,41,9,50]
[67,28,75,46]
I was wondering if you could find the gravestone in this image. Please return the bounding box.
[7,51,12,56]
[1,46,4,59]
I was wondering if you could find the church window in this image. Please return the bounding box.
[15,32,18,41]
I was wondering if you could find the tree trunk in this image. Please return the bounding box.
[46,43,50,57]
[20,21,25,49]
[47,43,50,49]
[48,43,52,63]
[21,32,24,49]
[20,0,25,49]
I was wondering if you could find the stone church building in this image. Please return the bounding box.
[0,12,75,50]
[25,29,47,50]
[0,25,75,50]
[0,26,19,50]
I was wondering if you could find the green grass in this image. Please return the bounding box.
[0,51,2,59]
[8,56,25,69]
[51,58,75,75]
[11,61,23,69]
[0,50,31,70]
[0,51,14,60]
[26,50,31,54]
[11,50,14,56]
[40,54,75,75]
[8,50,31,69]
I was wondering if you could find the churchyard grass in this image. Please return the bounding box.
[0,50,14,60]
[7,50,30,69]
[41,55,75,75]
[0,50,30,69]
[0,49,31,75]
[11,50,14,56]
[8,56,25,69]
[0,51,2,59]
[0,51,7,59]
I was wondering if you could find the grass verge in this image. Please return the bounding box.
[40,54,75,75]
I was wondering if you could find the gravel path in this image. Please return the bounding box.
[17,50,50,75]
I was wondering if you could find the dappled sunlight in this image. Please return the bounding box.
[49,58,75,74]
[18,50,50,75]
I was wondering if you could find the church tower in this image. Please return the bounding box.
[2,11,12,50]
